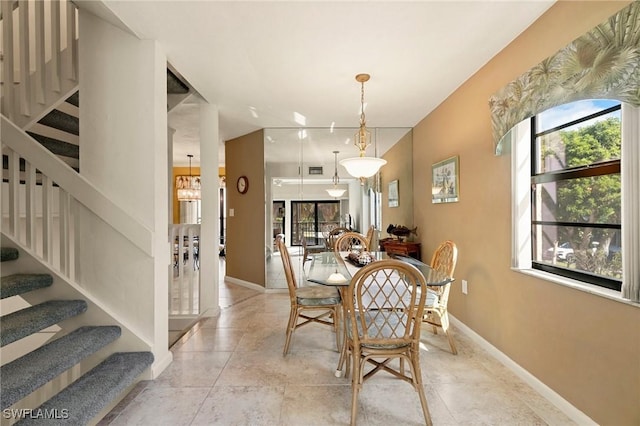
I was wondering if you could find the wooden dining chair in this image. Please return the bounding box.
[422,240,458,354]
[276,237,342,355]
[300,237,324,268]
[326,226,350,250]
[333,232,369,256]
[343,259,432,426]
[364,225,376,250]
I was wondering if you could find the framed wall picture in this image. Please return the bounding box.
[388,179,399,207]
[431,156,459,203]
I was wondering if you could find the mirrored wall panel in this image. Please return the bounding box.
[264,127,412,289]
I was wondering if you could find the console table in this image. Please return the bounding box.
[379,239,421,261]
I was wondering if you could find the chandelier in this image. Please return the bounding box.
[177,154,201,202]
[339,73,387,182]
[326,151,347,198]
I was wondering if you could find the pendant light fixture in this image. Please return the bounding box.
[339,73,387,182]
[177,154,201,202]
[326,151,347,198]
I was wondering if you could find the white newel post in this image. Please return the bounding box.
[199,104,221,316]
[78,11,171,376]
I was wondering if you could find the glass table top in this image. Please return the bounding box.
[306,251,453,287]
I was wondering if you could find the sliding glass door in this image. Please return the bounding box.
[291,201,340,246]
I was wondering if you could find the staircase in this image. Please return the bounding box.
[13,68,189,175]
[1,0,191,177]
[1,246,154,425]
[1,4,188,422]
[25,92,80,172]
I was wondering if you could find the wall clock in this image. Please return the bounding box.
[236,175,249,194]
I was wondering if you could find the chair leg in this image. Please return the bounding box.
[408,351,433,426]
[283,308,298,355]
[334,307,346,377]
[350,349,362,426]
[439,311,457,355]
[415,378,433,426]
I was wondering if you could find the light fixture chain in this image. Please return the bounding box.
[333,151,340,185]
[360,81,366,126]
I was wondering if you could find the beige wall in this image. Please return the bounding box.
[225,130,266,287]
[381,130,414,238]
[412,1,638,424]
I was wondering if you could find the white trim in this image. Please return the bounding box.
[449,314,597,426]
[265,288,289,294]
[149,350,173,379]
[621,104,640,302]
[511,119,532,269]
[225,276,267,292]
[1,115,154,256]
[515,268,639,308]
[198,306,221,318]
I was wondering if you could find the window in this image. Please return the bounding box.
[530,100,622,290]
[510,99,640,296]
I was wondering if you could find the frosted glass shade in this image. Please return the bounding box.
[340,157,387,178]
[326,188,346,198]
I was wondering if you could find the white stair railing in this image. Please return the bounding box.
[169,224,201,316]
[1,119,155,419]
[1,0,78,129]
[1,116,154,283]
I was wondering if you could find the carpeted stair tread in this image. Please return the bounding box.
[1,274,54,299]
[0,300,87,347]
[37,109,79,136]
[1,247,19,262]
[65,91,79,107]
[17,352,154,425]
[26,132,80,160]
[0,326,122,410]
[167,69,189,94]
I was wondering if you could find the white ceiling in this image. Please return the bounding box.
[94,0,555,167]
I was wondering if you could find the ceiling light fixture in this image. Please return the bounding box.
[177,154,201,202]
[326,151,347,198]
[339,73,386,183]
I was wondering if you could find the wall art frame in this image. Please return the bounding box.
[388,179,399,207]
[431,156,459,204]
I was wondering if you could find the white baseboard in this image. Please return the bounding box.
[449,315,596,426]
[149,349,173,379]
[199,306,221,318]
[225,276,266,292]
[265,288,288,294]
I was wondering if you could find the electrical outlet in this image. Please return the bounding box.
[461,279,468,294]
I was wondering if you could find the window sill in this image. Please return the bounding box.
[513,268,640,309]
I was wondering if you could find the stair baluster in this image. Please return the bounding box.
[0,0,79,128]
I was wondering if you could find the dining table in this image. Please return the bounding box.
[305,250,454,376]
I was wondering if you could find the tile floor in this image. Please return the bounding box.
[103,258,576,426]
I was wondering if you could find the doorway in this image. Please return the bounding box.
[272,201,285,246]
[291,200,340,246]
